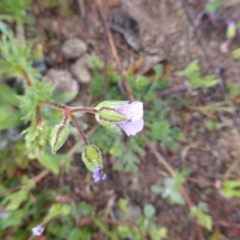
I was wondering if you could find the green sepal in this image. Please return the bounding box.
[95,114,122,135]
[98,108,127,122]
[95,100,129,110]
[50,122,69,154]
[82,144,103,172]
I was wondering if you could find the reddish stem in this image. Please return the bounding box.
[71,107,98,114]
[21,69,32,87]
[36,105,43,126]
[43,101,67,110]
[70,114,89,146]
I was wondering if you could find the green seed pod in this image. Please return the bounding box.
[82,144,103,172]
[50,123,69,154]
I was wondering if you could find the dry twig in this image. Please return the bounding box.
[97,0,134,101]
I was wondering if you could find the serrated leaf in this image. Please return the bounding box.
[0,83,19,106]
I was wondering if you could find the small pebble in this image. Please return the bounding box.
[61,38,87,60]
[70,57,91,84]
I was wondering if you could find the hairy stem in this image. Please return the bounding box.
[70,114,89,146]
[71,107,98,114]
[21,68,32,87]
[43,100,67,110]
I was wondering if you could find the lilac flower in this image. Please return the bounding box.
[115,101,144,136]
[32,225,44,236]
[93,167,107,182]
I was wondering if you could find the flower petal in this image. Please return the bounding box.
[32,225,44,236]
[92,167,107,182]
[116,101,143,122]
[118,118,144,136]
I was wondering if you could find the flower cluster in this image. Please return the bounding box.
[92,101,144,182]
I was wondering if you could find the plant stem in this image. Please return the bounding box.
[43,100,67,110]
[71,107,98,114]
[16,15,25,45]
[70,114,89,146]
[21,68,32,87]
[36,105,43,126]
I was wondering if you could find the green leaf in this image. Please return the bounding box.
[169,191,185,205]
[190,206,212,231]
[190,75,217,89]
[180,60,199,77]
[39,153,60,174]
[118,198,130,218]
[41,203,71,225]
[2,176,35,211]
[144,204,156,218]
[77,202,95,217]
[151,120,170,141]
[151,185,163,194]
[0,107,22,130]
[0,83,19,106]
[0,20,11,36]
[220,180,240,198]
[205,0,224,12]
[51,91,77,104]
[92,217,116,239]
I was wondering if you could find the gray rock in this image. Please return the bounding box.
[43,69,79,99]
[61,38,87,60]
[70,57,91,84]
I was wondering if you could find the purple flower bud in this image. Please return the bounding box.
[115,101,144,136]
[93,167,107,182]
[32,225,44,236]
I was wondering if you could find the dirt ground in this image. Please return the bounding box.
[28,0,240,239]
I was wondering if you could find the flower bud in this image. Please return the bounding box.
[50,122,69,154]
[226,19,236,39]
[96,101,128,122]
[95,101,144,136]
[82,144,103,172]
